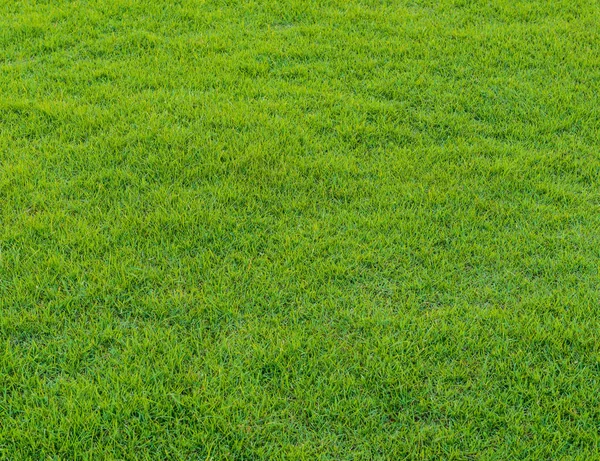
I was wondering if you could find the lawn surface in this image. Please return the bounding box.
[1,0,600,459]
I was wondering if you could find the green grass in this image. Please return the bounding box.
[1,0,600,458]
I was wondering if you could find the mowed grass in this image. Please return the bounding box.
[1,0,600,458]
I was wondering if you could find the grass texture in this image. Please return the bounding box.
[1,0,600,459]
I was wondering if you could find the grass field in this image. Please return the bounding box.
[1,0,600,459]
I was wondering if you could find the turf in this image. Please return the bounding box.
[1,0,599,459]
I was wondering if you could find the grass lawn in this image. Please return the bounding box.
[1,0,599,458]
